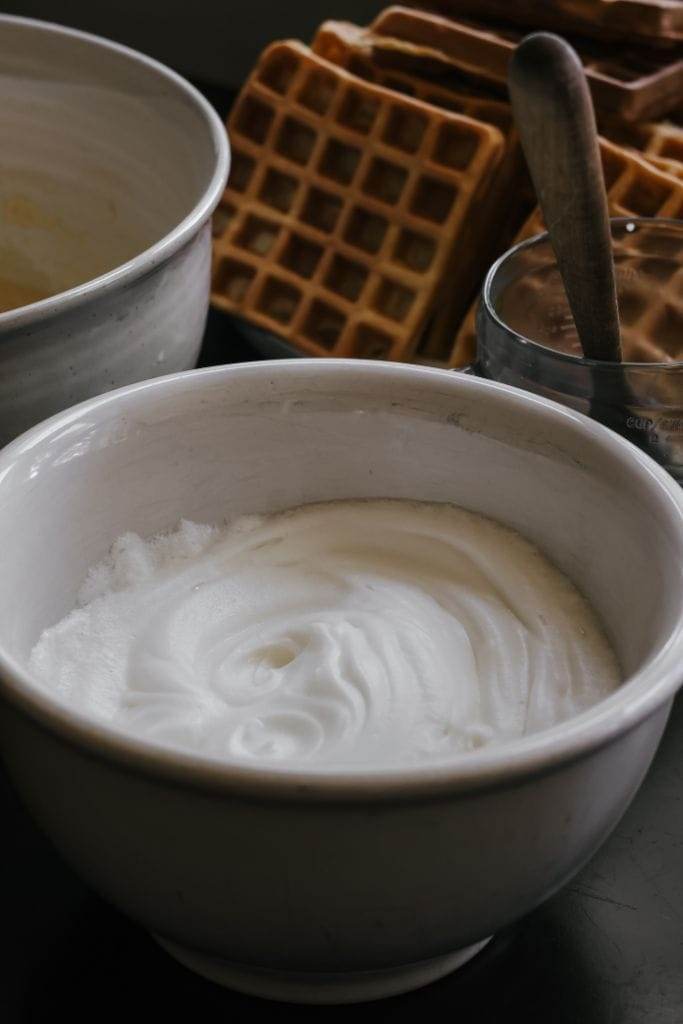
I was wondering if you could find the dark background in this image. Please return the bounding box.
[0,2,385,89]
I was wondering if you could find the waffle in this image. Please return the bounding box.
[520,139,683,234]
[602,120,683,182]
[451,139,683,366]
[311,20,533,365]
[404,1,683,49]
[311,18,470,86]
[312,21,515,137]
[624,246,683,362]
[211,40,505,360]
[371,6,683,122]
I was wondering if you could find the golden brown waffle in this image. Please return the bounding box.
[451,139,683,367]
[404,1,683,49]
[309,14,489,90]
[211,40,505,359]
[602,120,683,182]
[371,6,683,122]
[312,21,515,138]
[645,153,683,181]
[521,139,683,233]
[311,20,533,365]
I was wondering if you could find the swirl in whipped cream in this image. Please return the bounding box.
[28,501,620,766]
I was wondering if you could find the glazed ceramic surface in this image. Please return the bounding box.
[0,15,229,446]
[0,362,681,1004]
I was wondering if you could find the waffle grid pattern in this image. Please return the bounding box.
[604,120,683,182]
[522,139,683,233]
[617,257,683,363]
[212,41,504,360]
[312,20,534,364]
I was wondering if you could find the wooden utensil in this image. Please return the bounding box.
[508,32,623,363]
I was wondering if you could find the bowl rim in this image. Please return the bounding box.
[0,360,682,802]
[0,13,230,331]
[482,216,683,370]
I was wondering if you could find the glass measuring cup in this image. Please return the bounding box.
[475,218,683,482]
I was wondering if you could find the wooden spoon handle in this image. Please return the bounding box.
[508,33,622,363]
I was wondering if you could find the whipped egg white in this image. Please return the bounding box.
[28,500,620,766]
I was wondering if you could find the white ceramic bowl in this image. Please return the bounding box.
[0,15,229,446]
[0,361,682,1005]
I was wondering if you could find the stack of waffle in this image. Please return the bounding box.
[211,3,683,367]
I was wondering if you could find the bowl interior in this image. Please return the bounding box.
[0,363,682,729]
[0,17,220,310]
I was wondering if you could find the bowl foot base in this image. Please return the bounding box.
[154,933,493,1004]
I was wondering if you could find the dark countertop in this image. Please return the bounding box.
[3,311,683,1023]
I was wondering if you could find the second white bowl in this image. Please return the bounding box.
[0,15,229,446]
